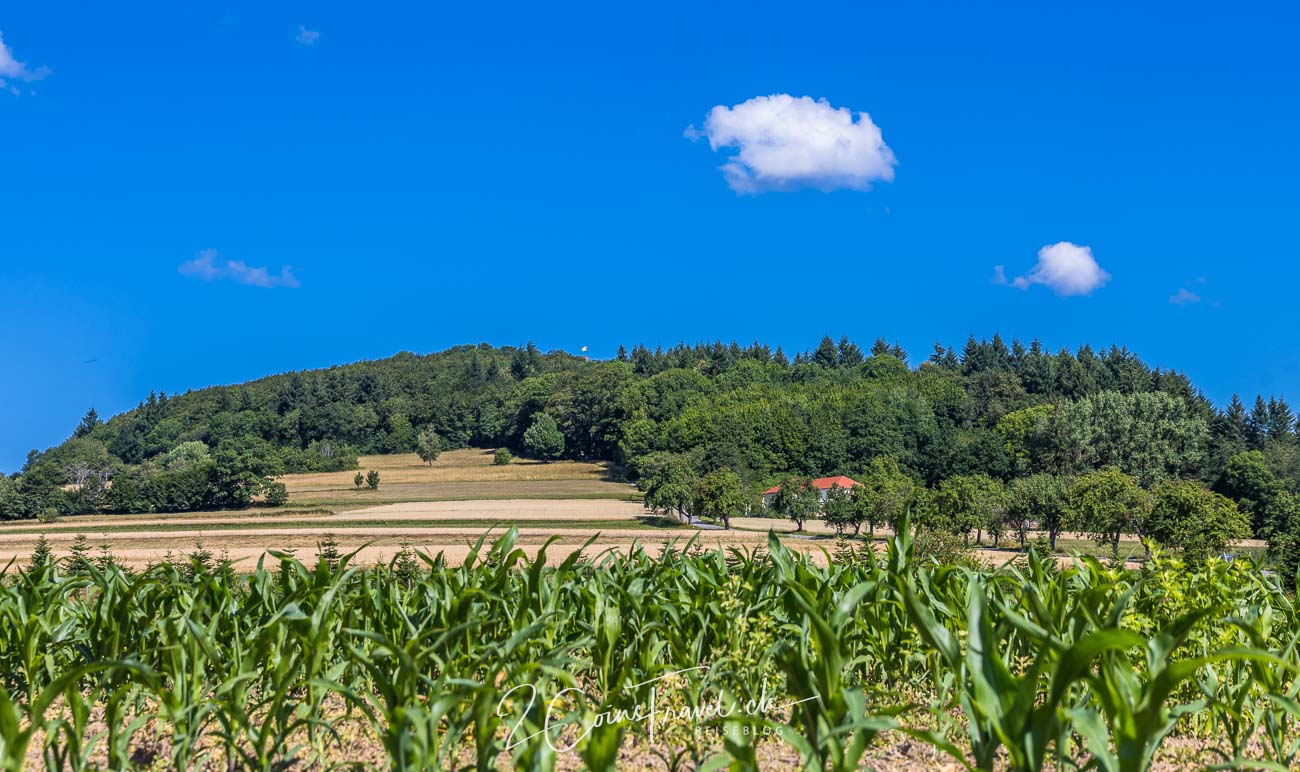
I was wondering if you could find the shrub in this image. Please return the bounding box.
[263,482,289,507]
[493,448,513,465]
[911,525,978,569]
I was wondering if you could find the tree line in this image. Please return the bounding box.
[3,336,1299,567]
[697,466,1252,566]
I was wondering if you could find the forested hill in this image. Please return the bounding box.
[3,337,1298,545]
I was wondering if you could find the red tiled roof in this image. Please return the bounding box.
[762,476,862,495]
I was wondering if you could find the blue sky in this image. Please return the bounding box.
[2,1,1299,471]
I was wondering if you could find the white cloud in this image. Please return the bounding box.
[0,31,50,95]
[1002,242,1110,297]
[179,249,301,289]
[296,26,320,45]
[686,94,896,194]
[1170,288,1201,305]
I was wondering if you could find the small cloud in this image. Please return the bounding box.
[0,31,51,95]
[992,265,1009,285]
[1169,288,1201,306]
[179,249,300,289]
[686,94,896,194]
[296,26,320,45]
[1002,242,1110,297]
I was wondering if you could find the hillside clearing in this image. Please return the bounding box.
[282,449,637,506]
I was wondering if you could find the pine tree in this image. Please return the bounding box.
[1267,397,1295,441]
[318,533,341,570]
[27,535,53,573]
[928,342,960,371]
[630,344,654,374]
[1017,340,1054,393]
[813,336,839,368]
[366,470,380,490]
[1212,394,1250,466]
[466,354,484,384]
[354,472,364,489]
[1011,338,1027,366]
[186,539,214,580]
[961,335,982,374]
[216,548,236,583]
[1247,395,1270,450]
[75,407,101,437]
[1076,344,1101,380]
[836,337,864,367]
[615,344,628,361]
[989,333,1012,370]
[1224,395,1248,446]
[66,533,92,574]
[95,541,117,572]
[393,541,422,587]
[510,343,537,380]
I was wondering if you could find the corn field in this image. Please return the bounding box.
[2,524,1299,771]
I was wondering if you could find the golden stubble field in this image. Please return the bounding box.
[284,449,637,504]
[0,449,830,570]
[0,504,832,571]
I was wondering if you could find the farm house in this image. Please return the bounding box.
[761,475,862,507]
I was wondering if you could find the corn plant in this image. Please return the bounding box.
[0,525,1296,770]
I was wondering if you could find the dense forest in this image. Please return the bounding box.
[4,336,1299,567]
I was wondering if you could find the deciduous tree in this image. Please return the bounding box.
[772,477,821,533]
[692,468,746,529]
[1066,468,1150,560]
[522,414,565,462]
[416,427,442,466]
[638,452,697,523]
[1008,473,1069,549]
[1146,480,1250,563]
[822,483,861,536]
[858,456,914,537]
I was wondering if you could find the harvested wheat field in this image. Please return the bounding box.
[0,500,658,534]
[0,493,1204,572]
[284,449,638,505]
[13,536,839,573]
[0,493,841,569]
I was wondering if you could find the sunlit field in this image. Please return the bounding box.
[0,449,1266,572]
[283,449,637,506]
